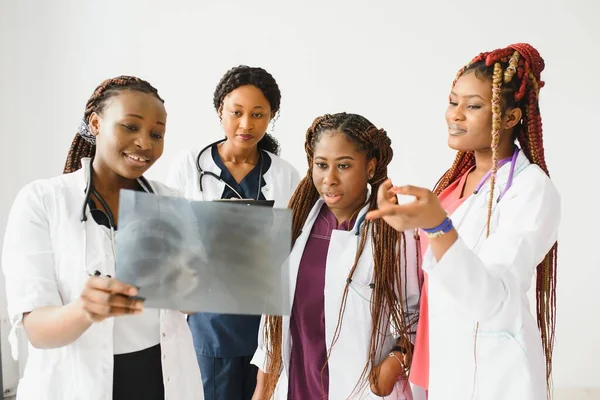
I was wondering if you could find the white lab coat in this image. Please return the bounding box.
[1,158,204,400]
[422,150,560,400]
[252,199,420,400]
[167,146,301,206]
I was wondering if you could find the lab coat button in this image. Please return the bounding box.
[162,332,166,338]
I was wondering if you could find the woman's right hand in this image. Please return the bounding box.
[79,275,143,322]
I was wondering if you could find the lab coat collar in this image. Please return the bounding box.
[476,147,531,196]
[78,157,154,193]
[306,184,373,236]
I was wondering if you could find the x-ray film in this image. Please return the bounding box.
[115,190,292,316]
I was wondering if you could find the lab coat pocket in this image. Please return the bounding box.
[347,258,374,302]
[475,328,534,399]
[344,260,375,345]
[347,278,374,303]
[345,262,374,339]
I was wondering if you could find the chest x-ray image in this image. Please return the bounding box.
[115,190,292,316]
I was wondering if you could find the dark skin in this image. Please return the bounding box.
[217,85,275,185]
[185,86,275,314]
[23,90,167,348]
[365,73,521,394]
[312,132,407,396]
[253,132,404,399]
[88,90,167,227]
[82,90,167,320]
[447,72,521,197]
[311,131,376,225]
[367,72,522,262]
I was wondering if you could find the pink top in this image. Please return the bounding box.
[409,169,472,390]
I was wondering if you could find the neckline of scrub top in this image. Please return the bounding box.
[211,142,271,200]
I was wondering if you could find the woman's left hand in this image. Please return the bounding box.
[366,180,447,231]
[369,352,406,396]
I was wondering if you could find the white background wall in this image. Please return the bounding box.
[1,0,598,395]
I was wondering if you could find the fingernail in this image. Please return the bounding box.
[128,287,138,296]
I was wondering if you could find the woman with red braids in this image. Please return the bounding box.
[367,43,560,400]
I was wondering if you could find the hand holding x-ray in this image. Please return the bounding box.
[115,190,292,316]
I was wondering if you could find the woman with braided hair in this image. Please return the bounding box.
[167,65,300,400]
[2,76,203,399]
[251,113,420,400]
[367,43,560,399]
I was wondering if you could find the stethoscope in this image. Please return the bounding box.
[472,146,519,202]
[451,147,520,242]
[196,139,264,200]
[80,158,154,276]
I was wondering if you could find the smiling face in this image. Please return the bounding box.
[311,130,376,223]
[446,71,522,154]
[89,90,167,180]
[445,71,496,152]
